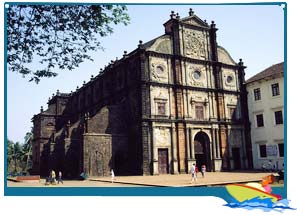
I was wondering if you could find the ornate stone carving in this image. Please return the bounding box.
[184,29,206,59]
[225,74,235,86]
[223,69,237,89]
[190,95,203,104]
[184,19,203,27]
[151,87,169,116]
[226,95,238,106]
[151,59,168,82]
[187,64,205,87]
[154,91,168,101]
[154,127,170,146]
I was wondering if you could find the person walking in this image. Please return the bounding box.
[57,171,63,184]
[51,170,56,184]
[111,169,115,183]
[201,164,206,178]
[190,163,197,183]
[195,164,199,175]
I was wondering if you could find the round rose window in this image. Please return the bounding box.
[227,75,233,83]
[156,65,164,74]
[193,70,201,80]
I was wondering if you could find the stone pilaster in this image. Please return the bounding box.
[238,59,253,169]
[170,124,179,174]
[209,21,218,62]
[177,123,186,173]
[141,122,151,175]
[219,125,229,170]
[189,128,195,159]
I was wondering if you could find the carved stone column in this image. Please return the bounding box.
[187,127,196,173]
[151,124,158,175]
[219,125,229,170]
[142,121,151,175]
[170,124,179,174]
[189,128,195,159]
[176,123,186,173]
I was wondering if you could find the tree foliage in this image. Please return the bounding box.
[7,4,130,83]
[7,139,23,173]
[7,133,33,174]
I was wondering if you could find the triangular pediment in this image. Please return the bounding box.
[181,15,209,28]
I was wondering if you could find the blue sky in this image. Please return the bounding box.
[7,3,285,143]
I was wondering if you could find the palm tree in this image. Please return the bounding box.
[12,142,22,173]
[7,132,33,175]
[22,132,33,172]
[7,139,14,171]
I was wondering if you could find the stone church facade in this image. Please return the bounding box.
[32,9,252,177]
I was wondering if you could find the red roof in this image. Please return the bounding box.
[246,62,284,84]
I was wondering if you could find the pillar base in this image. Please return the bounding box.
[172,160,179,174]
[153,160,159,175]
[213,159,222,171]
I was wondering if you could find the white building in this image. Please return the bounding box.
[246,62,284,171]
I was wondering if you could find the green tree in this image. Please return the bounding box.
[7,4,130,83]
[7,132,33,175]
[7,139,14,171]
[22,132,33,171]
[10,141,22,173]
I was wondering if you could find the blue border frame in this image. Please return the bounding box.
[3,2,288,6]
[4,2,287,199]
[283,2,288,197]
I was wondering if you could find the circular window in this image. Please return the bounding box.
[227,75,233,83]
[156,65,164,74]
[193,70,201,80]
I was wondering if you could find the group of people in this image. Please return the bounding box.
[190,163,206,183]
[46,170,63,185]
[45,167,205,185]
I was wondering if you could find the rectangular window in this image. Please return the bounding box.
[256,114,264,127]
[272,83,280,96]
[266,145,278,156]
[157,102,166,115]
[195,104,204,120]
[259,145,267,158]
[229,107,237,120]
[275,110,283,124]
[254,88,261,101]
[278,143,284,157]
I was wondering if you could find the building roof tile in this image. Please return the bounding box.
[246,62,284,84]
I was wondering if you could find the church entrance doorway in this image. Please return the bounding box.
[158,148,169,174]
[194,131,211,172]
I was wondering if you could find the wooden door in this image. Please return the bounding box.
[158,149,168,174]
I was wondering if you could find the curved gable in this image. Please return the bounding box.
[217,46,236,65]
[145,35,172,54]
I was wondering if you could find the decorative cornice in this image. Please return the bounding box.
[143,81,241,95]
[145,50,241,69]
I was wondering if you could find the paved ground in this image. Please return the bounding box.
[6,179,144,187]
[7,171,283,188]
[90,171,282,187]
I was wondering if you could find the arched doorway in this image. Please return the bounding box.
[194,131,211,172]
